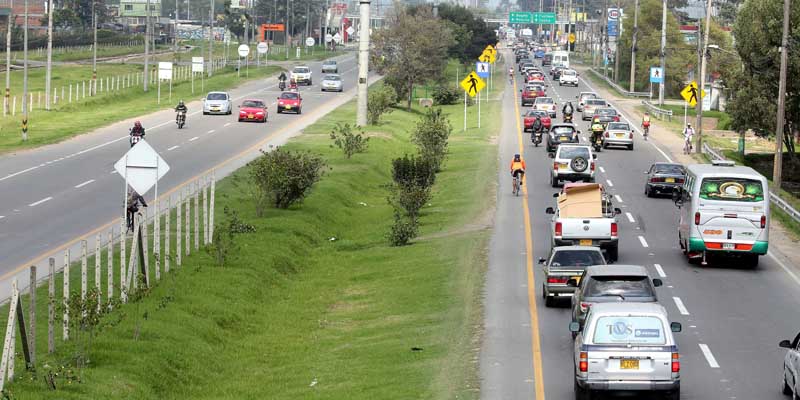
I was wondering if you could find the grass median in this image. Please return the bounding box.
[7,80,500,399]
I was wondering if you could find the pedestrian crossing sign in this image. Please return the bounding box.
[476,62,490,78]
[680,80,705,108]
[479,50,496,64]
[460,71,486,97]
[484,45,496,56]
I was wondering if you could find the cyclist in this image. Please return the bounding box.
[683,123,695,154]
[508,67,514,83]
[126,189,148,232]
[509,153,526,194]
[642,112,651,140]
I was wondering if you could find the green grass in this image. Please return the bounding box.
[5,76,500,399]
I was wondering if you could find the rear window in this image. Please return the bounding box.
[551,250,605,267]
[293,67,310,73]
[241,100,264,107]
[324,75,341,81]
[597,108,617,115]
[206,93,227,100]
[654,164,685,174]
[580,93,597,100]
[584,275,654,298]
[558,146,589,159]
[526,110,547,117]
[536,98,554,104]
[607,122,629,130]
[592,316,666,345]
[699,177,765,202]
[562,70,576,76]
[586,99,606,106]
[280,92,299,99]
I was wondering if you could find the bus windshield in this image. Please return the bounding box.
[699,177,765,202]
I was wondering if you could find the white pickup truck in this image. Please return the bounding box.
[545,183,622,261]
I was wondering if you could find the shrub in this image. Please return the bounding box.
[250,148,325,213]
[330,123,370,158]
[207,207,255,266]
[390,183,430,221]
[432,85,461,105]
[388,211,418,246]
[411,108,453,172]
[391,154,436,189]
[368,85,397,125]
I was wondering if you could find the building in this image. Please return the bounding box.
[119,0,162,26]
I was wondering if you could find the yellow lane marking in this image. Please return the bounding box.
[511,67,546,399]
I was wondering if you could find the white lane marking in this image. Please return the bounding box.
[638,235,649,248]
[606,179,614,187]
[654,263,667,278]
[0,216,5,219]
[207,129,215,133]
[74,179,95,188]
[625,212,635,223]
[224,122,231,127]
[110,170,117,174]
[29,196,53,207]
[0,165,40,183]
[167,145,179,151]
[615,194,623,203]
[599,166,606,173]
[189,136,199,142]
[768,252,800,288]
[699,344,720,368]
[673,297,689,315]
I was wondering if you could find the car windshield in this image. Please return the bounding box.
[586,100,606,106]
[597,109,617,116]
[654,164,685,174]
[241,100,264,108]
[207,93,227,100]
[526,110,546,117]
[536,98,554,104]
[280,92,299,100]
[323,61,336,65]
[558,146,589,159]
[550,250,604,267]
[607,122,629,130]
[580,93,597,100]
[584,276,654,298]
[324,75,341,81]
[562,70,576,76]
[592,316,667,345]
[699,177,765,202]
[293,67,309,73]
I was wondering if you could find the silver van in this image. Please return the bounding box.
[674,160,769,267]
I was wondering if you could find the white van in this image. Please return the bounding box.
[675,160,769,267]
[552,50,570,69]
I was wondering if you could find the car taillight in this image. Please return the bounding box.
[553,162,559,171]
[590,162,595,171]
[694,212,701,225]
[604,132,609,138]
[672,353,680,373]
[555,222,563,237]
[650,177,663,183]
[547,277,568,284]
[614,116,620,121]
[579,352,588,372]
[579,302,591,312]
[761,215,767,228]
[611,222,618,237]
[629,132,634,139]
[676,178,685,184]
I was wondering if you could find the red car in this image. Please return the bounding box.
[523,109,551,132]
[520,84,546,106]
[277,91,302,114]
[238,99,268,122]
[526,72,545,83]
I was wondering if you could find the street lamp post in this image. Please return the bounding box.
[22,0,28,141]
[773,0,792,191]
[45,0,53,109]
[695,0,713,154]
[355,0,370,127]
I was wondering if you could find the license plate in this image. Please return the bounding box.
[579,239,592,246]
[665,178,675,183]
[723,242,735,250]
[558,164,567,170]
[285,105,292,109]
[248,114,254,119]
[559,137,568,141]
[620,359,639,369]
[615,133,624,138]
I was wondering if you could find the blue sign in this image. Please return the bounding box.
[476,62,490,78]
[607,20,619,37]
[650,67,664,83]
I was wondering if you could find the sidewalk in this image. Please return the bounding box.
[575,65,800,269]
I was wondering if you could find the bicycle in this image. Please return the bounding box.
[683,138,693,154]
[511,171,524,196]
[642,123,649,140]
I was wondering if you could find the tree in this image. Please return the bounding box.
[371,5,454,109]
[435,3,497,64]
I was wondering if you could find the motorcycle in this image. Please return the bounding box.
[563,112,573,123]
[176,111,186,129]
[531,129,543,147]
[129,133,143,147]
[278,80,286,91]
[591,131,603,152]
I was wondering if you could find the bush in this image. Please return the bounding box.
[249,148,326,213]
[390,183,431,221]
[432,85,461,105]
[388,212,418,246]
[368,85,397,125]
[207,206,256,266]
[411,108,453,172]
[391,154,436,189]
[330,123,370,158]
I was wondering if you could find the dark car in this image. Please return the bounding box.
[534,49,545,58]
[550,65,565,79]
[546,123,580,152]
[591,108,621,126]
[542,53,553,66]
[569,265,663,334]
[516,51,530,63]
[539,246,606,307]
[645,162,687,197]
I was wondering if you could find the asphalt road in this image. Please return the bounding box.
[482,48,800,399]
[0,52,362,297]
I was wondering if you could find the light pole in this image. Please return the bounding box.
[773,0,792,190]
[5,0,12,116]
[285,0,289,59]
[629,0,639,92]
[144,0,151,92]
[658,0,666,105]
[694,0,713,154]
[209,0,214,77]
[92,0,97,96]
[355,0,370,127]
[45,0,53,109]
[22,0,28,141]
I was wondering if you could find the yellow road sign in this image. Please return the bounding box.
[479,50,496,64]
[569,33,576,44]
[484,45,496,56]
[680,80,706,107]
[460,71,486,97]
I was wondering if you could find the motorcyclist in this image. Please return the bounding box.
[278,72,287,91]
[590,117,605,144]
[531,115,543,142]
[126,189,148,232]
[129,120,145,147]
[562,101,574,116]
[288,78,298,91]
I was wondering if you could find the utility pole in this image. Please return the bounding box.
[603,0,608,77]
[629,0,639,92]
[613,2,620,82]
[773,0,792,190]
[324,0,329,51]
[355,0,370,126]
[658,0,666,105]
[144,0,151,92]
[567,0,573,52]
[695,0,712,153]
[285,0,289,59]
[208,0,214,77]
[92,0,97,96]
[175,0,179,58]
[22,0,28,141]
[5,0,12,116]
[45,0,53,109]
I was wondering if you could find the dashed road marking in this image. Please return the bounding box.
[0,216,5,220]
[606,179,614,187]
[29,196,53,207]
[189,136,199,142]
[74,179,95,189]
[699,344,720,368]
[638,235,649,248]
[167,145,180,151]
[207,129,215,133]
[599,166,606,173]
[224,122,231,127]
[615,194,623,203]
[673,296,689,315]
[625,212,635,223]
[110,170,117,174]
[654,263,667,278]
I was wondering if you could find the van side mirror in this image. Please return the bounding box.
[553,192,560,198]
[593,154,598,159]
[569,321,581,333]
[670,322,682,333]
[780,339,793,348]
[614,208,622,215]
[653,278,663,287]
[545,207,555,214]
[567,279,578,287]
[538,257,547,264]
[548,152,555,159]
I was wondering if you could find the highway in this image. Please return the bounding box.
[0,52,361,297]
[481,48,800,399]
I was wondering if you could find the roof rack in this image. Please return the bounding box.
[711,160,736,167]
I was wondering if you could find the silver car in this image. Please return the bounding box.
[780,332,800,398]
[202,91,232,115]
[321,74,343,92]
[602,121,634,150]
[539,246,606,307]
[581,98,607,120]
[549,144,596,186]
[321,60,338,73]
[571,302,682,400]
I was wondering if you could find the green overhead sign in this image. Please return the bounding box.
[508,12,557,24]
[534,12,557,24]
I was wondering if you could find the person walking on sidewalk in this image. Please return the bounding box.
[682,123,695,154]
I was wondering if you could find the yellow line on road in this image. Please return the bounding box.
[511,71,546,399]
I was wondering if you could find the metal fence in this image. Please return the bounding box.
[587,68,651,98]
[642,100,673,122]
[703,143,800,223]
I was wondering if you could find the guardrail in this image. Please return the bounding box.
[703,143,800,223]
[587,68,651,98]
[642,100,673,122]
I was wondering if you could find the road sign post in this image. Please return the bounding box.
[238,44,250,78]
[192,57,204,94]
[459,71,486,131]
[257,42,268,67]
[157,62,172,105]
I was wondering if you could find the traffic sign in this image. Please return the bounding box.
[479,50,496,64]
[238,44,250,57]
[460,71,485,97]
[680,81,705,108]
[346,26,355,36]
[257,42,268,54]
[192,57,204,72]
[649,67,664,83]
[569,33,576,44]
[114,140,170,196]
[533,12,556,24]
[509,11,533,24]
[484,45,496,56]
[476,62,490,78]
[158,62,173,80]
[305,37,315,47]
[325,33,333,43]
[333,32,342,43]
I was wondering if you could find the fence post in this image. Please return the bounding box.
[81,240,87,303]
[141,207,151,288]
[99,78,103,93]
[48,258,54,354]
[61,87,64,104]
[203,178,208,245]
[177,192,182,266]
[209,171,215,242]
[95,234,101,311]
[63,250,69,341]
[107,231,113,303]
[165,197,171,273]
[28,266,36,367]
[37,92,40,109]
[69,85,72,103]
[0,279,19,388]
[185,188,191,257]
[106,76,110,93]
[82,81,85,99]
[154,201,160,282]
[120,219,127,302]
[194,182,199,251]
[11,97,15,116]
[28,94,32,112]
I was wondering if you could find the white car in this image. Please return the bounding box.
[290,65,312,85]
[603,121,635,150]
[202,91,232,115]
[559,69,579,86]
[548,144,596,186]
[780,332,800,397]
[534,96,557,118]
[571,302,682,400]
